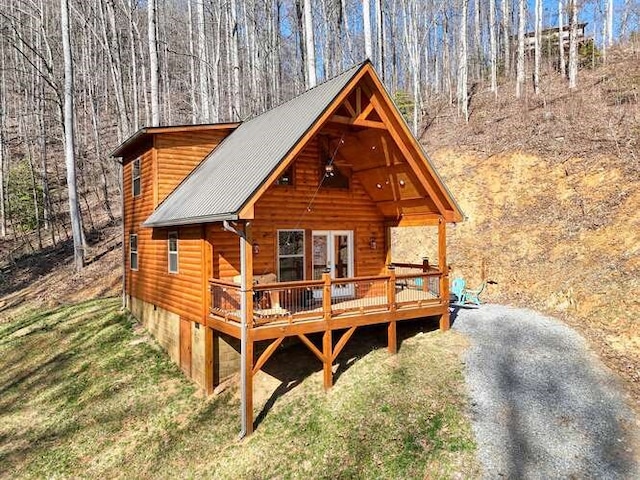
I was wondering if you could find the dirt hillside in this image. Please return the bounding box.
[395,43,640,404]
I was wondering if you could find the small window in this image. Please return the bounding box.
[277,230,304,281]
[132,158,141,196]
[130,234,138,271]
[168,231,178,273]
[276,166,294,186]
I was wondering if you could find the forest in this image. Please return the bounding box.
[0,0,638,268]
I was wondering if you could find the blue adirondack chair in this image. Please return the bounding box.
[450,278,466,304]
[462,281,487,305]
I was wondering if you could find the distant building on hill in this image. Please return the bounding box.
[518,23,589,52]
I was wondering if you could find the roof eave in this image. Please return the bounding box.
[142,212,239,228]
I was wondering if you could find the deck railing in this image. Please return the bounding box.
[209,263,444,327]
[210,279,242,321]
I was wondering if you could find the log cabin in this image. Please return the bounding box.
[112,61,463,435]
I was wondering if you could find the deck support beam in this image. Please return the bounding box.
[388,321,397,354]
[323,330,333,390]
[438,217,450,331]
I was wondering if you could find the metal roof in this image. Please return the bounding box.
[144,63,365,227]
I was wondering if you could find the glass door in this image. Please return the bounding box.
[312,230,354,298]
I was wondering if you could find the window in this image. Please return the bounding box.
[168,231,178,273]
[130,234,138,271]
[276,166,294,186]
[277,230,304,281]
[132,158,141,196]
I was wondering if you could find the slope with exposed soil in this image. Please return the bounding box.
[395,43,640,404]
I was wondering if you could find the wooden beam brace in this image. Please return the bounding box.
[330,115,387,129]
[331,326,357,362]
[252,336,284,375]
[298,333,325,362]
[367,92,448,215]
[357,101,375,121]
[343,98,357,117]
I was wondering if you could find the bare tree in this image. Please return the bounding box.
[559,0,566,77]
[230,0,241,119]
[148,0,160,125]
[516,0,525,99]
[197,0,211,122]
[303,0,316,88]
[568,0,578,89]
[60,0,85,270]
[363,0,372,59]
[534,0,542,94]
[502,0,511,76]
[489,0,497,95]
[458,0,469,121]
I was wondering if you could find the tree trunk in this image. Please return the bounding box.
[534,0,541,94]
[558,0,566,77]
[303,0,317,88]
[501,0,510,76]
[61,0,85,270]
[197,0,211,122]
[374,0,384,79]
[568,0,578,89]
[458,0,469,121]
[363,0,372,60]
[230,0,241,120]
[148,0,160,126]
[489,0,497,95]
[515,0,525,99]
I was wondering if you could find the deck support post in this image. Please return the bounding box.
[227,219,254,438]
[323,330,333,390]
[387,321,397,354]
[438,217,450,331]
[322,270,333,390]
[204,326,214,395]
[386,265,397,353]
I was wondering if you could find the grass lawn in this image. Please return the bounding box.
[0,298,478,479]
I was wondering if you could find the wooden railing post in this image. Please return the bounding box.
[322,269,332,321]
[386,265,397,312]
[422,257,429,292]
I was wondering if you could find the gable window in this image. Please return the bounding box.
[130,234,138,271]
[168,231,179,273]
[276,165,294,186]
[277,230,304,281]
[132,158,141,196]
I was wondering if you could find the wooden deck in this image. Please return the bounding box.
[207,266,447,341]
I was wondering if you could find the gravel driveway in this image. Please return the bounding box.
[452,304,640,479]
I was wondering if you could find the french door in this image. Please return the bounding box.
[312,230,354,298]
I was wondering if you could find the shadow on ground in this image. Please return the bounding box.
[254,315,441,428]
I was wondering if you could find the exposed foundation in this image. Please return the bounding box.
[126,295,240,390]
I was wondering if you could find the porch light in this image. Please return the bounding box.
[253,243,260,255]
[370,236,377,250]
[325,164,335,176]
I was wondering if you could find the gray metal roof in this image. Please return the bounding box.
[144,63,365,227]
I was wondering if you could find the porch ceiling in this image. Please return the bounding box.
[320,126,441,220]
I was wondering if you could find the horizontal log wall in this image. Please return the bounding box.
[155,131,228,204]
[124,131,230,324]
[249,136,387,279]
